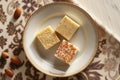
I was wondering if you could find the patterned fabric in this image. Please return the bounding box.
[0,0,120,80]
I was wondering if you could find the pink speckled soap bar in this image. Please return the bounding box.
[55,40,78,64]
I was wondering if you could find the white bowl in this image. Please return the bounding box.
[23,2,98,77]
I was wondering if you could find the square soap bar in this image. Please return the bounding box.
[37,26,60,49]
[55,40,78,64]
[56,16,80,40]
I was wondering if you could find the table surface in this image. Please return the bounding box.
[0,0,120,80]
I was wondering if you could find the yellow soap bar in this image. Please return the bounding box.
[56,16,80,40]
[37,26,60,49]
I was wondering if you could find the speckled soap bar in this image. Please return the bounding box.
[37,26,60,49]
[55,40,78,64]
[56,16,80,40]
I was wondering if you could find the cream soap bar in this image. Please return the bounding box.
[56,16,80,40]
[37,26,60,49]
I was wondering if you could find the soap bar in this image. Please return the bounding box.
[55,40,78,64]
[56,16,80,40]
[37,26,60,49]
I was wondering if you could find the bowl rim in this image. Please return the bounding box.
[23,2,99,77]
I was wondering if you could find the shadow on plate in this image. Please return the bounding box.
[30,37,69,72]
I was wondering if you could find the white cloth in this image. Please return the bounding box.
[73,0,120,42]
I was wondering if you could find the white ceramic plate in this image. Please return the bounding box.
[23,2,98,77]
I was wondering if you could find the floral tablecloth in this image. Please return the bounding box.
[0,0,120,80]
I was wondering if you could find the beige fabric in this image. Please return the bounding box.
[74,0,120,42]
[0,0,119,80]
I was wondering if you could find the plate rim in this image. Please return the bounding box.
[23,2,99,77]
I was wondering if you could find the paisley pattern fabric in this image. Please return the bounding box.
[0,0,120,80]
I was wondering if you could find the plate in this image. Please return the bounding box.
[23,2,98,77]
